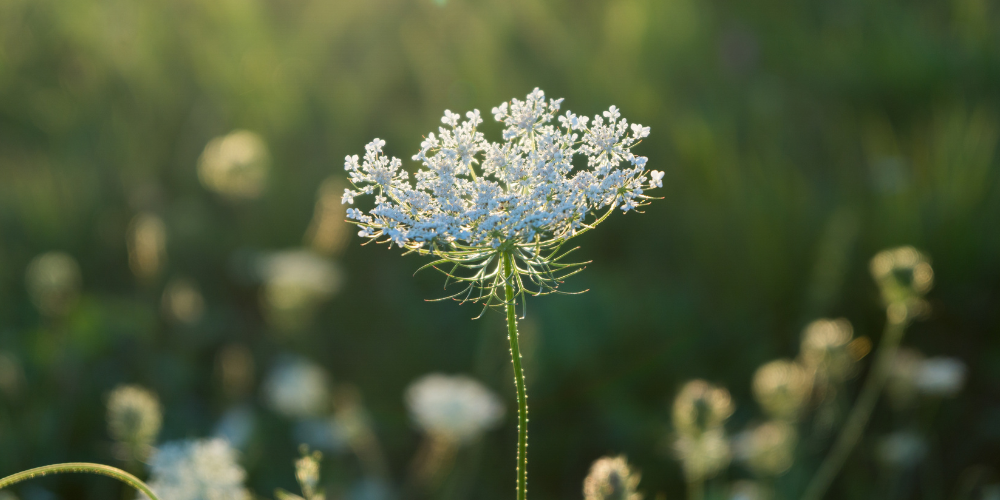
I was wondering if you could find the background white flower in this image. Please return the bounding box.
[405,373,504,443]
[142,438,250,500]
[263,355,331,418]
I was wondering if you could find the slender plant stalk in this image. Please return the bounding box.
[0,462,159,500]
[686,479,704,500]
[502,251,528,500]
[801,317,907,500]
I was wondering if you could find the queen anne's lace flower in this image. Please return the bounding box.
[142,439,250,500]
[343,89,660,312]
[405,373,504,443]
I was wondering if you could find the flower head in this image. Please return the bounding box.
[142,438,250,500]
[583,455,642,500]
[262,355,331,418]
[672,380,734,436]
[869,246,933,323]
[107,384,162,461]
[733,421,798,477]
[752,359,812,421]
[343,89,660,314]
[405,373,504,443]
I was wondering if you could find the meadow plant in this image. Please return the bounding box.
[24,251,81,316]
[262,355,332,418]
[106,384,163,463]
[671,380,734,499]
[141,439,250,500]
[802,246,934,500]
[275,447,325,500]
[404,374,504,489]
[341,88,660,500]
[582,456,642,500]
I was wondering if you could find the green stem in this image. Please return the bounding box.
[502,251,528,500]
[0,462,158,500]
[686,479,704,500]
[801,317,907,500]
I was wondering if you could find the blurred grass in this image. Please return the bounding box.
[1,0,999,498]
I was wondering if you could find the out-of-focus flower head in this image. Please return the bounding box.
[343,89,660,314]
[869,246,933,323]
[799,318,856,383]
[161,278,205,325]
[733,421,797,477]
[25,251,82,316]
[263,355,331,418]
[582,455,642,500]
[673,428,731,482]
[107,384,162,461]
[276,446,325,500]
[405,373,504,444]
[142,438,250,500]
[198,130,270,200]
[875,431,926,469]
[127,212,168,281]
[915,356,966,397]
[752,359,812,421]
[257,249,343,331]
[672,380,734,436]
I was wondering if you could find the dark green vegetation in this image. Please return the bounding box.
[0,0,998,498]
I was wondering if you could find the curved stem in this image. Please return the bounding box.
[0,462,158,500]
[801,317,907,500]
[502,251,528,500]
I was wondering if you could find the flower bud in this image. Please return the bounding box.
[752,359,811,421]
[672,380,734,436]
[583,455,642,500]
[869,246,933,322]
[799,318,855,383]
[107,384,162,459]
[25,251,81,316]
[198,130,270,200]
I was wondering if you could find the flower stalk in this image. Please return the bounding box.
[503,251,528,500]
[0,462,159,500]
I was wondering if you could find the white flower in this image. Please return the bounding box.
[915,357,966,397]
[257,249,343,330]
[405,373,504,443]
[142,439,250,500]
[649,170,664,188]
[343,89,658,310]
[263,356,331,418]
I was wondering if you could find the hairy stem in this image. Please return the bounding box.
[801,317,907,500]
[0,463,158,500]
[502,251,528,500]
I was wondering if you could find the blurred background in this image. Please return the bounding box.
[1,0,999,498]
